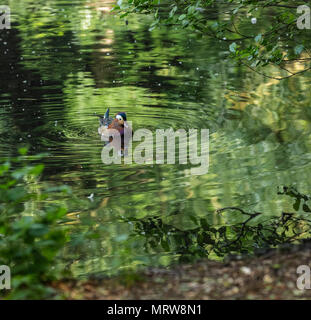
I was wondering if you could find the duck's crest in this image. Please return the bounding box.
[104,108,110,119]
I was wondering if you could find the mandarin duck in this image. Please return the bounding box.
[97,108,132,156]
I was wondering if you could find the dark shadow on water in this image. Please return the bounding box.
[66,186,311,277]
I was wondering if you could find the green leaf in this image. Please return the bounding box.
[169,6,177,18]
[18,147,28,156]
[294,45,304,55]
[293,198,301,211]
[233,4,243,15]
[29,164,45,176]
[120,12,129,18]
[255,34,262,43]
[229,42,237,53]
[0,162,10,175]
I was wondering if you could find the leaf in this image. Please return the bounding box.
[293,198,301,211]
[120,12,129,18]
[149,19,159,31]
[188,6,196,15]
[45,206,67,222]
[0,162,10,175]
[29,164,45,176]
[182,19,189,27]
[169,6,177,18]
[161,238,170,251]
[233,4,243,15]
[251,60,261,68]
[255,34,262,43]
[18,147,28,156]
[294,44,304,55]
[7,186,28,202]
[229,42,237,53]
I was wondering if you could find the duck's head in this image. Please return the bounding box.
[116,112,127,125]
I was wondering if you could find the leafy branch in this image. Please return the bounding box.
[115,0,311,80]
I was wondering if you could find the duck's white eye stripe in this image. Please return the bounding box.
[116,115,123,120]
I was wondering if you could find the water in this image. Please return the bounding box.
[1,0,311,277]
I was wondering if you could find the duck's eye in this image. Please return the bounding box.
[116,115,123,120]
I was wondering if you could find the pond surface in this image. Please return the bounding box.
[1,0,311,277]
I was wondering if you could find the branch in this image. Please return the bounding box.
[240,61,311,80]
